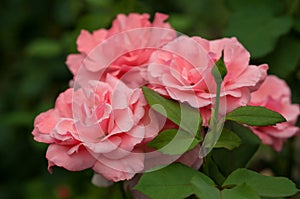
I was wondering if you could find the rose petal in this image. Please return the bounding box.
[92,150,144,182]
[32,109,59,143]
[47,144,96,171]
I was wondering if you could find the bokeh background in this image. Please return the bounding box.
[1,0,300,198]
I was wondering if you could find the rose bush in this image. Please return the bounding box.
[32,12,300,198]
[249,75,300,151]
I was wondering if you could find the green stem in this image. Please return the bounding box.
[213,82,221,125]
[200,51,226,157]
[119,182,128,199]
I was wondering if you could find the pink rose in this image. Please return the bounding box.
[66,12,176,87]
[249,75,300,151]
[146,36,268,125]
[33,75,164,181]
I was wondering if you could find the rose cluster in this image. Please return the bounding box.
[32,13,299,183]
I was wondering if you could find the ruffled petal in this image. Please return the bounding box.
[32,109,59,143]
[92,150,144,182]
[47,144,96,171]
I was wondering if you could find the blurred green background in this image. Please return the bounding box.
[0,0,299,198]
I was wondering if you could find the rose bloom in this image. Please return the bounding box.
[146,36,268,125]
[249,75,300,151]
[66,12,176,87]
[33,75,164,182]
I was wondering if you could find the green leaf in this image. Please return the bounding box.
[266,36,300,78]
[226,0,282,14]
[202,155,226,186]
[142,86,202,135]
[261,197,285,199]
[168,14,192,31]
[174,0,229,39]
[147,129,200,155]
[26,39,62,58]
[222,183,260,199]
[214,128,241,150]
[212,121,261,176]
[224,9,292,58]
[212,51,227,84]
[294,15,300,34]
[223,168,299,197]
[1,111,35,126]
[77,13,113,31]
[226,106,286,126]
[191,175,220,199]
[135,163,215,199]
